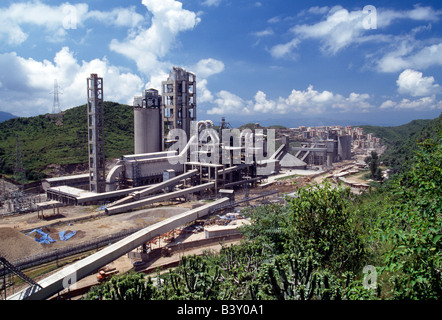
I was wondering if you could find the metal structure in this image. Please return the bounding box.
[87,74,106,193]
[50,79,62,114]
[133,89,162,154]
[162,67,197,150]
[1,256,42,299]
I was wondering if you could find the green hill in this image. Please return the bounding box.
[361,114,442,172]
[0,102,134,181]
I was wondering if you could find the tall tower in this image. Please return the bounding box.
[51,79,62,114]
[161,67,196,150]
[87,74,105,193]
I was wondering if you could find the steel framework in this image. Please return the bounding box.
[87,74,106,193]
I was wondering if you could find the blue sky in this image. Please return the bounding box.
[0,0,441,126]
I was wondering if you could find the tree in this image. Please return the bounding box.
[365,151,383,181]
[375,135,442,299]
[84,272,156,300]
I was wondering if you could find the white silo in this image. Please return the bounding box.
[134,89,162,154]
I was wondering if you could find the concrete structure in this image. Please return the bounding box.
[87,74,105,193]
[338,135,352,160]
[133,89,162,154]
[8,197,231,300]
[162,67,196,150]
[41,174,89,191]
[204,225,241,239]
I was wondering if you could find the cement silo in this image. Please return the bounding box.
[338,135,352,160]
[134,89,162,154]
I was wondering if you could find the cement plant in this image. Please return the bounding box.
[0,67,384,300]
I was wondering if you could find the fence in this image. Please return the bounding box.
[1,227,143,276]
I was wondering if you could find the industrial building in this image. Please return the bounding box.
[43,67,353,212]
[44,68,282,210]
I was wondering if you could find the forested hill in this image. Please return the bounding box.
[0,102,134,181]
[361,114,442,172]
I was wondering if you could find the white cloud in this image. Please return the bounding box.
[205,85,374,116]
[252,28,274,37]
[0,47,143,116]
[271,5,442,58]
[109,0,201,78]
[273,85,373,114]
[270,39,300,59]
[0,2,89,44]
[396,69,440,97]
[191,58,225,78]
[207,90,252,115]
[0,1,146,45]
[198,79,214,104]
[380,96,442,111]
[378,5,442,26]
[202,0,223,7]
[86,7,145,29]
[377,41,442,73]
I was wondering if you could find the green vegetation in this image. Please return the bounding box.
[85,116,441,300]
[0,102,134,181]
[361,114,442,173]
[364,151,383,181]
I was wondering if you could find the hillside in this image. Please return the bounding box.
[0,102,134,181]
[361,114,442,172]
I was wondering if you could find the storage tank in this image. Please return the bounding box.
[134,89,162,154]
[338,135,352,160]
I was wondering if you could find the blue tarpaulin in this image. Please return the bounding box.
[59,230,76,241]
[26,229,57,244]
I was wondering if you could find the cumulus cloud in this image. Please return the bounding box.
[397,69,440,97]
[0,47,143,116]
[191,58,225,78]
[272,85,373,114]
[109,0,201,79]
[380,96,442,111]
[206,85,374,116]
[207,90,252,115]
